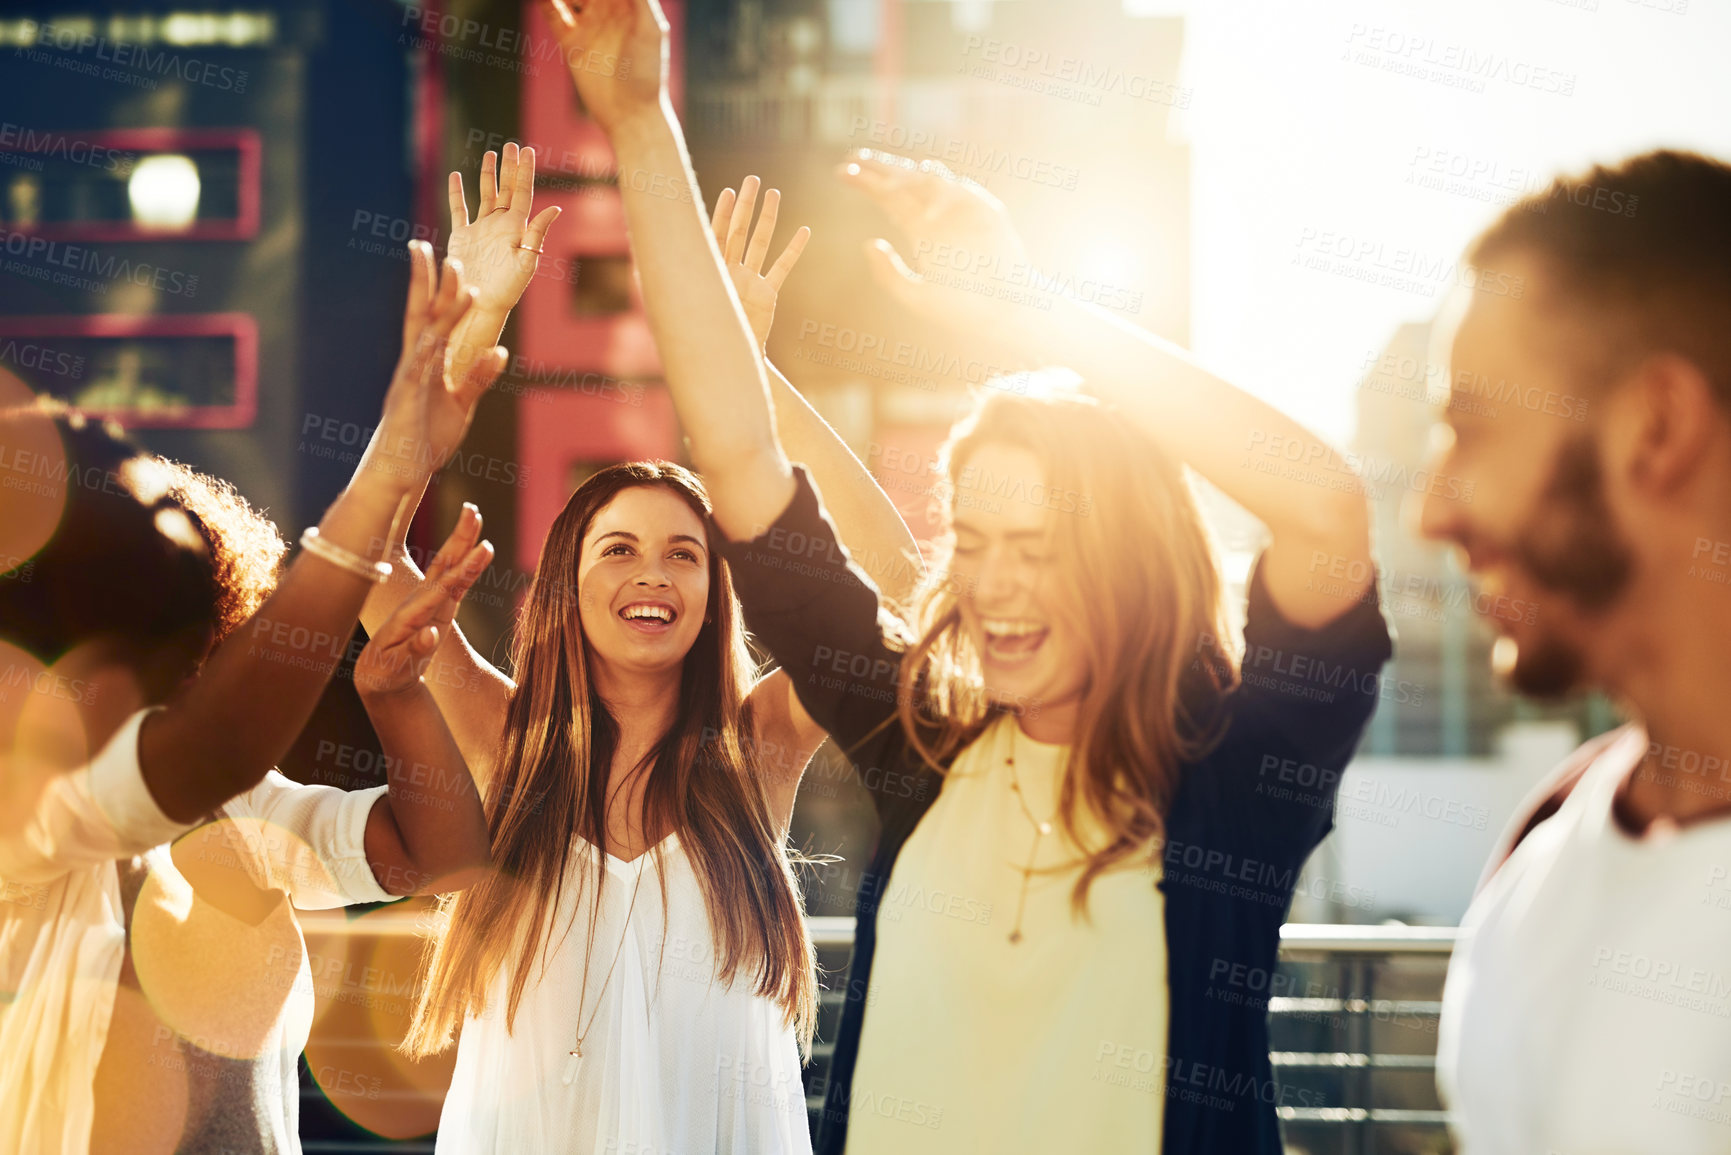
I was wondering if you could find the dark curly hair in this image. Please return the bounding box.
[155,457,286,642]
[0,399,284,678]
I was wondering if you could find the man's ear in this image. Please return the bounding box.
[1622,353,1719,496]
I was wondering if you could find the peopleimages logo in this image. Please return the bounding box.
[21,20,250,92]
[0,123,136,172]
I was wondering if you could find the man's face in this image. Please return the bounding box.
[1417,259,1635,698]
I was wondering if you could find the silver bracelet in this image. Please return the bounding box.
[300,526,393,583]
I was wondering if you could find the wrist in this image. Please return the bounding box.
[608,101,677,154]
[331,471,415,521]
[453,304,510,346]
[320,483,413,562]
[352,441,432,496]
[359,677,433,712]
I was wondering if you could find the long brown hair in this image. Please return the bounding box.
[403,462,815,1057]
[897,388,1239,909]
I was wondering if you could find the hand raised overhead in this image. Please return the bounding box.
[541,0,666,135]
[362,243,507,493]
[354,505,493,699]
[839,149,1031,333]
[446,142,562,317]
[710,175,811,351]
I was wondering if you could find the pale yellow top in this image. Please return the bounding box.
[845,714,1167,1153]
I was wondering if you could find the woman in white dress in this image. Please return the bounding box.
[357,2,923,1150]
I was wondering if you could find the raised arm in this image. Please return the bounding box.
[709,176,925,605]
[358,146,561,781]
[139,251,504,823]
[541,0,794,543]
[357,517,495,896]
[841,153,1374,627]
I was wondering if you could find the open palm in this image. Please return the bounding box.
[445,143,561,315]
[354,507,492,698]
[710,175,811,350]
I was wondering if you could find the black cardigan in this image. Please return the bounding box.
[718,468,1393,1154]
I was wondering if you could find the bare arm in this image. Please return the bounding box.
[708,177,925,605]
[543,0,794,544]
[1025,298,1372,625]
[767,361,923,604]
[542,0,865,822]
[357,146,562,781]
[139,249,505,822]
[841,153,1373,626]
[361,519,513,791]
[357,520,495,896]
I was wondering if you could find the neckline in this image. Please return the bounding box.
[578,832,678,868]
[1003,712,1068,754]
[1002,715,1066,768]
[1589,727,1731,846]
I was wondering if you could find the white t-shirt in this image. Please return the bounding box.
[0,707,397,1155]
[1439,724,1731,1154]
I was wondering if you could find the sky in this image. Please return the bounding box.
[1148,0,1731,442]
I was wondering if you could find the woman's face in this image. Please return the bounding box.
[574,486,712,677]
[944,443,1089,723]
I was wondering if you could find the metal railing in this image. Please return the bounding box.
[1272,925,1457,1155]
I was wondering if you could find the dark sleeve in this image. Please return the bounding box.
[1199,551,1395,861]
[714,466,911,789]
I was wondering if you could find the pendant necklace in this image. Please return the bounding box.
[1005,723,1057,945]
[561,849,649,1087]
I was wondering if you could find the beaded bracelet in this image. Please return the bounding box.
[300,526,393,583]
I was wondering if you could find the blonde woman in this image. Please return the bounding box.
[353,2,921,1150]
[670,154,1395,1152]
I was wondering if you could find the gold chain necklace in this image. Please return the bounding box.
[560,850,649,1087]
[1004,723,1057,945]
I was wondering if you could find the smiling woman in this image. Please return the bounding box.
[669,141,1396,1154]
[396,461,822,1152]
[344,5,925,1150]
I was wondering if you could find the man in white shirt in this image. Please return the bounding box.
[1418,151,1731,1153]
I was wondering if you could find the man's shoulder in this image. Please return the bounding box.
[1476,726,1635,893]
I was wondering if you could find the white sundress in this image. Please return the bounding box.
[435,833,813,1154]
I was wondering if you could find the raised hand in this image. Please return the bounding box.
[710,175,811,351]
[542,0,665,136]
[354,506,493,698]
[446,143,562,316]
[838,149,1031,333]
[362,243,507,493]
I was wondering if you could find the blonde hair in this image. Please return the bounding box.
[897,388,1239,909]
